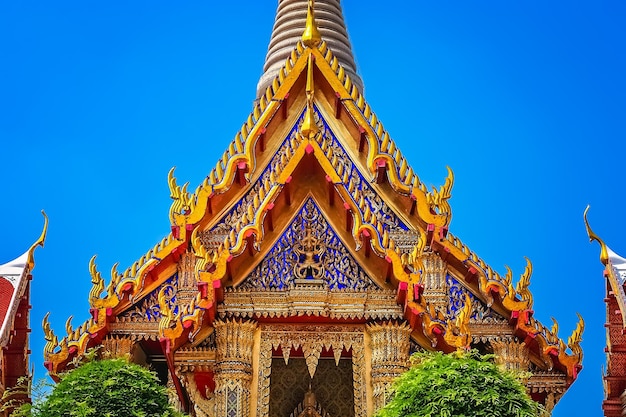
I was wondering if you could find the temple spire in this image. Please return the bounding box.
[302,0,321,48]
[256,0,363,99]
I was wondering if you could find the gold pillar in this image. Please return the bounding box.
[367,321,411,411]
[214,319,257,417]
[421,252,448,315]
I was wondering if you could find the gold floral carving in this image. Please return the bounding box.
[491,338,530,372]
[220,287,402,321]
[101,335,134,358]
[177,251,199,305]
[109,320,159,341]
[256,325,366,417]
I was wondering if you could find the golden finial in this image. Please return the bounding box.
[300,53,319,139]
[27,210,48,268]
[549,317,559,339]
[88,255,105,303]
[516,257,534,309]
[65,315,74,336]
[302,0,321,48]
[584,205,609,265]
[426,166,454,219]
[42,312,58,356]
[567,313,585,360]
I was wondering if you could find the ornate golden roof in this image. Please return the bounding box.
[43,4,583,390]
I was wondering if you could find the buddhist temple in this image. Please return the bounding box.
[42,1,584,416]
[585,207,626,417]
[0,212,46,415]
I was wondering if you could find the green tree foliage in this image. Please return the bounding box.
[18,358,185,417]
[376,350,543,417]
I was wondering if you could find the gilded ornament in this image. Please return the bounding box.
[584,205,609,265]
[88,255,105,304]
[42,312,58,356]
[444,292,472,348]
[425,166,454,218]
[27,210,48,268]
[157,285,179,336]
[300,54,319,139]
[516,257,534,309]
[168,167,192,226]
[302,1,322,48]
[566,313,584,361]
[65,315,74,336]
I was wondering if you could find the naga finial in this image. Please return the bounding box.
[107,262,121,298]
[584,205,609,265]
[168,167,192,224]
[88,255,105,303]
[516,257,534,309]
[426,166,454,219]
[567,313,585,360]
[302,0,321,48]
[548,317,559,344]
[42,312,58,356]
[444,293,472,348]
[191,227,210,275]
[27,210,48,269]
[65,315,74,336]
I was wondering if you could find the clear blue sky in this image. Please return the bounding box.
[2,1,625,416]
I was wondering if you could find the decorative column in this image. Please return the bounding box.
[367,321,412,411]
[214,319,257,417]
[421,252,448,316]
[491,337,530,372]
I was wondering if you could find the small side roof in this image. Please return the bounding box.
[0,211,47,347]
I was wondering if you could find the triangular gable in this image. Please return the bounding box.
[238,197,378,291]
